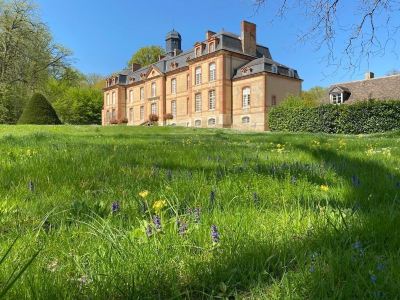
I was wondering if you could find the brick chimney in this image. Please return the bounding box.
[131,63,141,72]
[206,30,216,40]
[365,71,375,80]
[241,21,257,57]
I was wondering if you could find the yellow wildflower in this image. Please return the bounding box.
[320,185,329,192]
[139,190,149,198]
[152,200,167,213]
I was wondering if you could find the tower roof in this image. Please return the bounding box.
[166,29,181,40]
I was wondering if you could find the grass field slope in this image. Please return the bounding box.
[1,126,400,299]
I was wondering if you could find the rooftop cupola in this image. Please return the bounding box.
[166,29,182,56]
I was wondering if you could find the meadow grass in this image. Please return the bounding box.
[0,125,399,299]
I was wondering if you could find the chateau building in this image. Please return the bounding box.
[103,21,302,131]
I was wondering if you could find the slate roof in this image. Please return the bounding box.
[233,57,300,79]
[326,74,400,103]
[108,29,299,85]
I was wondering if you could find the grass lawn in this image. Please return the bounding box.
[1,125,400,299]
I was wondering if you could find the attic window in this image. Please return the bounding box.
[288,69,295,77]
[209,42,215,53]
[241,67,253,75]
[195,47,201,57]
[330,93,343,105]
[271,64,278,74]
[170,62,179,69]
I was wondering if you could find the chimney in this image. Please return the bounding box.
[365,71,375,80]
[206,30,216,40]
[241,21,257,56]
[131,63,141,72]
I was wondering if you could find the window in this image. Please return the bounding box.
[195,67,202,85]
[288,69,295,77]
[151,103,158,115]
[186,98,189,114]
[209,42,215,53]
[195,93,202,112]
[171,78,177,94]
[208,118,216,126]
[111,109,116,120]
[195,47,201,57]
[331,93,343,105]
[151,82,156,97]
[129,108,133,122]
[209,63,216,81]
[112,92,116,105]
[186,75,190,90]
[140,106,144,120]
[271,64,278,73]
[195,119,201,127]
[140,87,144,101]
[209,90,216,110]
[272,95,277,106]
[242,87,251,108]
[171,100,177,118]
[242,116,250,124]
[106,93,110,105]
[106,111,110,122]
[129,90,133,103]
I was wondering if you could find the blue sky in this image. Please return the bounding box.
[35,0,400,90]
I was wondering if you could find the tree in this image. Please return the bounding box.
[18,93,61,124]
[0,0,70,123]
[254,0,400,69]
[127,46,165,68]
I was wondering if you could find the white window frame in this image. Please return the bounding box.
[242,116,250,124]
[195,47,201,57]
[288,69,295,77]
[171,78,177,94]
[171,100,177,118]
[195,93,202,112]
[331,93,344,105]
[106,93,110,105]
[112,92,116,105]
[208,90,216,110]
[242,87,251,108]
[151,102,158,115]
[209,42,215,53]
[140,106,144,120]
[271,64,278,74]
[151,82,156,97]
[209,63,216,82]
[111,109,116,120]
[195,67,202,85]
[140,87,144,101]
[208,118,216,127]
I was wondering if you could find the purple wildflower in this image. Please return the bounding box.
[377,263,385,271]
[291,176,297,184]
[153,215,162,230]
[309,264,315,273]
[111,201,120,213]
[352,241,362,250]
[253,192,260,206]
[210,190,216,209]
[370,274,377,284]
[211,225,220,244]
[177,220,188,236]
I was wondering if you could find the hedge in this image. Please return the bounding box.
[18,93,61,125]
[269,100,400,134]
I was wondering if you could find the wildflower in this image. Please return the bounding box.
[47,260,59,272]
[377,263,385,271]
[351,175,361,187]
[291,176,297,184]
[111,201,120,213]
[211,224,220,244]
[152,200,167,213]
[352,241,363,250]
[177,220,188,236]
[153,215,162,230]
[139,190,149,198]
[370,274,377,284]
[77,275,92,286]
[320,185,329,192]
[28,180,35,192]
[309,264,315,273]
[145,224,153,237]
[194,207,201,223]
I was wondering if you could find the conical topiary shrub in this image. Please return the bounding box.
[18,93,61,125]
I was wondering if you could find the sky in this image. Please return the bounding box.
[35,0,400,90]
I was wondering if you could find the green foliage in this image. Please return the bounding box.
[18,93,61,125]
[128,46,166,68]
[270,100,400,134]
[1,126,400,298]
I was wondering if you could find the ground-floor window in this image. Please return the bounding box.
[171,100,177,118]
[129,108,133,122]
[242,116,250,124]
[151,103,158,115]
[111,109,116,120]
[195,119,201,127]
[208,118,216,127]
[140,106,144,120]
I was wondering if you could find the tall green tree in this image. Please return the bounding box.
[0,0,70,123]
[127,46,165,68]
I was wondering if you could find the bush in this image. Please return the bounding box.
[269,100,400,134]
[164,113,173,120]
[18,93,61,125]
[149,114,159,122]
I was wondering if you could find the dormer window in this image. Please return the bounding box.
[209,42,215,53]
[195,47,201,57]
[329,86,350,105]
[271,64,278,74]
[288,69,295,77]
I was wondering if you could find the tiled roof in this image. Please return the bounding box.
[326,74,400,103]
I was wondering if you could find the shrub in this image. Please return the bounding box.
[18,93,61,125]
[119,118,128,124]
[269,100,400,134]
[164,113,173,120]
[109,119,119,125]
[149,114,159,122]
